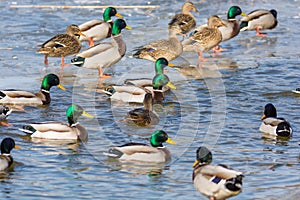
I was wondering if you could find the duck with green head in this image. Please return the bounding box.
[193,146,244,200]
[0,137,21,170]
[213,6,248,52]
[19,105,95,141]
[102,58,176,103]
[106,130,176,163]
[259,103,293,137]
[71,19,131,79]
[240,9,278,37]
[79,7,123,47]
[0,74,66,106]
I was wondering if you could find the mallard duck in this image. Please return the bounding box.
[79,7,123,47]
[182,15,226,61]
[0,74,66,106]
[193,146,244,200]
[106,130,176,163]
[168,1,199,39]
[103,58,176,103]
[133,25,183,62]
[240,9,278,37]
[259,103,293,137]
[0,137,21,170]
[19,105,94,141]
[71,19,131,78]
[125,93,159,126]
[0,106,12,126]
[37,24,86,67]
[213,6,248,52]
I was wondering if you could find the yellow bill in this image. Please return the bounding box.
[241,12,248,17]
[261,114,266,120]
[116,13,123,19]
[166,137,176,145]
[78,32,86,37]
[125,25,132,30]
[168,63,175,67]
[167,82,176,90]
[14,144,21,150]
[82,111,95,119]
[57,84,66,91]
[193,159,199,167]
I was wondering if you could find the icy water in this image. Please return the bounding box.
[0,0,300,199]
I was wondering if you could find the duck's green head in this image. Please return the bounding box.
[1,137,21,155]
[261,103,277,120]
[112,19,132,35]
[270,9,277,18]
[155,57,175,74]
[71,56,85,67]
[66,105,95,126]
[150,130,176,147]
[227,6,248,20]
[152,74,176,90]
[41,74,66,91]
[103,7,123,22]
[193,146,212,167]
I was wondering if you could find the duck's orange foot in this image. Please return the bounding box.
[0,121,12,127]
[213,46,227,53]
[88,37,95,47]
[256,32,267,37]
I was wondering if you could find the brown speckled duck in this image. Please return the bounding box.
[240,9,278,37]
[79,7,123,47]
[182,15,226,61]
[38,24,86,67]
[168,1,199,39]
[133,26,183,62]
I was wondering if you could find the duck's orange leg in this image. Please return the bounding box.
[198,52,208,62]
[44,55,49,65]
[212,45,227,53]
[60,57,70,67]
[88,37,95,47]
[256,27,267,37]
[98,66,112,80]
[0,121,12,127]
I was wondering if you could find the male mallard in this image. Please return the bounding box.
[0,106,12,126]
[240,9,278,37]
[0,137,21,170]
[79,7,123,47]
[125,93,159,126]
[133,26,183,62]
[37,24,86,67]
[71,19,131,78]
[213,6,248,52]
[259,103,293,137]
[193,146,244,200]
[106,130,176,163]
[0,74,66,106]
[102,58,176,103]
[182,15,226,61]
[168,1,199,39]
[19,105,94,141]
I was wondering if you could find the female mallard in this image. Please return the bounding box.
[182,15,226,61]
[0,74,66,106]
[38,24,86,67]
[79,7,123,47]
[240,9,278,37]
[193,146,244,200]
[125,93,159,126]
[71,19,131,78]
[214,6,248,52]
[102,58,176,103]
[133,25,183,62]
[0,106,12,126]
[259,103,293,137]
[168,1,199,39]
[106,130,176,163]
[19,105,94,141]
[0,137,21,171]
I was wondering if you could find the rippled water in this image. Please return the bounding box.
[0,0,300,199]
